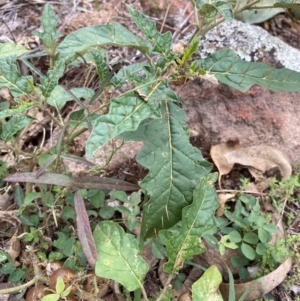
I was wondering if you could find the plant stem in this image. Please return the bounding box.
[0,277,39,294]
[156,274,173,301]
[134,288,142,301]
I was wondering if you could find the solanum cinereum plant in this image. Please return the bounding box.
[2,0,300,299]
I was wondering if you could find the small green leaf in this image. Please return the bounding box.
[199,1,233,22]
[41,59,65,98]
[110,190,128,202]
[231,256,249,268]
[60,286,72,297]
[14,185,25,207]
[0,262,16,274]
[241,243,256,260]
[219,244,225,256]
[94,221,149,291]
[203,234,219,249]
[127,6,172,57]
[41,294,60,301]
[99,206,115,219]
[24,192,41,205]
[263,224,277,233]
[258,227,268,243]
[0,250,8,263]
[32,4,62,49]
[223,241,239,249]
[62,237,76,257]
[192,265,224,301]
[151,237,166,259]
[243,232,259,244]
[86,189,105,209]
[90,50,110,84]
[228,230,242,243]
[47,86,94,110]
[55,276,65,294]
[1,115,31,141]
[256,242,267,255]
[61,206,76,222]
[177,37,200,66]
[0,57,33,98]
[9,268,25,283]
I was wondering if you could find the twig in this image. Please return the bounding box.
[160,1,171,33]
[156,274,173,301]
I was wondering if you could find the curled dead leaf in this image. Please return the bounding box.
[4,233,21,266]
[211,142,292,191]
[216,193,236,217]
[210,140,240,188]
[224,144,292,180]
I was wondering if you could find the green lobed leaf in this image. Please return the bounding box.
[93,221,149,291]
[159,174,218,274]
[192,265,224,301]
[47,86,94,110]
[0,102,34,120]
[32,3,62,49]
[121,100,212,238]
[57,23,150,59]
[0,42,29,59]
[195,49,300,92]
[1,115,31,141]
[41,59,65,98]
[0,57,33,99]
[177,37,200,66]
[90,50,110,84]
[85,86,162,158]
[127,6,172,58]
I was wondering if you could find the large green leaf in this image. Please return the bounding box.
[85,79,167,158]
[57,23,150,59]
[192,265,224,301]
[93,221,148,291]
[195,49,300,92]
[159,175,218,274]
[0,43,29,59]
[0,57,33,98]
[120,101,212,238]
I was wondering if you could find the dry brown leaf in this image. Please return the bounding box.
[4,233,21,266]
[219,257,292,301]
[224,144,292,180]
[216,193,236,217]
[210,140,240,188]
